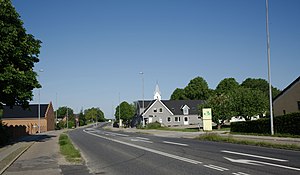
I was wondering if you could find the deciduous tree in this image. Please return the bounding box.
[84,107,105,122]
[0,0,42,109]
[215,78,239,95]
[115,101,135,125]
[184,77,210,100]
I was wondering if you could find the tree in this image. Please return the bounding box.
[115,101,135,126]
[199,94,237,129]
[170,88,186,100]
[56,106,74,119]
[215,78,239,95]
[84,107,105,122]
[78,110,86,126]
[0,0,42,109]
[184,77,210,100]
[241,78,281,99]
[230,87,268,120]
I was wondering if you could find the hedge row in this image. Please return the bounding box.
[231,112,300,135]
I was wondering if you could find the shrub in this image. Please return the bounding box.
[231,112,300,135]
[146,122,162,129]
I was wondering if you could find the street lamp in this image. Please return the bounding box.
[139,72,145,127]
[38,69,44,133]
[265,0,274,135]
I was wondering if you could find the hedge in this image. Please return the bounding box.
[231,112,300,135]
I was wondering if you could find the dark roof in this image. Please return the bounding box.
[137,99,204,115]
[137,100,155,109]
[162,100,204,115]
[273,76,300,102]
[2,104,49,119]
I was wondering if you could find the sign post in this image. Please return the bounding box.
[202,108,212,131]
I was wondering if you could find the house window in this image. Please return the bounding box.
[167,117,171,122]
[184,117,188,122]
[153,108,157,113]
[175,117,179,122]
[298,101,300,110]
[149,115,153,118]
[159,108,163,113]
[283,110,286,115]
[183,108,189,115]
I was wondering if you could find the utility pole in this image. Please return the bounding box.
[66,108,69,129]
[38,69,43,133]
[119,93,121,127]
[266,0,274,135]
[139,72,145,127]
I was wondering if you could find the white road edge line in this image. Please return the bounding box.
[204,165,227,171]
[221,150,288,162]
[163,141,189,147]
[136,137,150,140]
[206,164,229,171]
[131,139,153,143]
[84,130,202,165]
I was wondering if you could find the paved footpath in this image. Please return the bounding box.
[1,130,92,175]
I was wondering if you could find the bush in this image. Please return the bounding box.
[0,122,11,145]
[231,112,300,135]
[146,122,162,129]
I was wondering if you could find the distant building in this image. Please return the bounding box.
[135,84,204,127]
[2,102,55,134]
[273,76,300,116]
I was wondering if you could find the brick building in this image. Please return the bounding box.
[2,102,55,134]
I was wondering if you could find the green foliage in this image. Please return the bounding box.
[0,109,3,119]
[231,113,300,135]
[241,78,281,99]
[0,0,42,108]
[84,107,105,122]
[115,101,135,125]
[215,78,239,95]
[230,87,268,120]
[200,94,237,127]
[170,88,187,100]
[146,122,162,129]
[0,122,11,145]
[184,77,210,100]
[56,106,74,119]
[78,110,86,126]
[59,134,82,163]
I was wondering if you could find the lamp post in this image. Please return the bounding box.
[38,69,43,133]
[139,72,145,127]
[266,0,274,135]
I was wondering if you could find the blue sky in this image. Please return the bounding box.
[12,0,300,118]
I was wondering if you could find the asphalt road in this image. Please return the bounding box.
[69,124,300,175]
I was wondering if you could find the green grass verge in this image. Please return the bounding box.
[59,133,82,163]
[196,133,300,151]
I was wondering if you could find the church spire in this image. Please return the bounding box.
[154,82,161,100]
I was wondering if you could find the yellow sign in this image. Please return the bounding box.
[202,108,212,131]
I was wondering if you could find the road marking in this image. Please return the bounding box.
[83,130,202,165]
[163,141,189,147]
[232,172,250,175]
[224,157,300,172]
[136,137,150,140]
[204,164,229,171]
[131,139,153,143]
[103,131,129,137]
[221,150,288,162]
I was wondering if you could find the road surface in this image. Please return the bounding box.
[69,125,300,175]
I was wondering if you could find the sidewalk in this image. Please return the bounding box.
[0,129,92,175]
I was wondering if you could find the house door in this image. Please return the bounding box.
[184,117,189,125]
[149,117,153,123]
